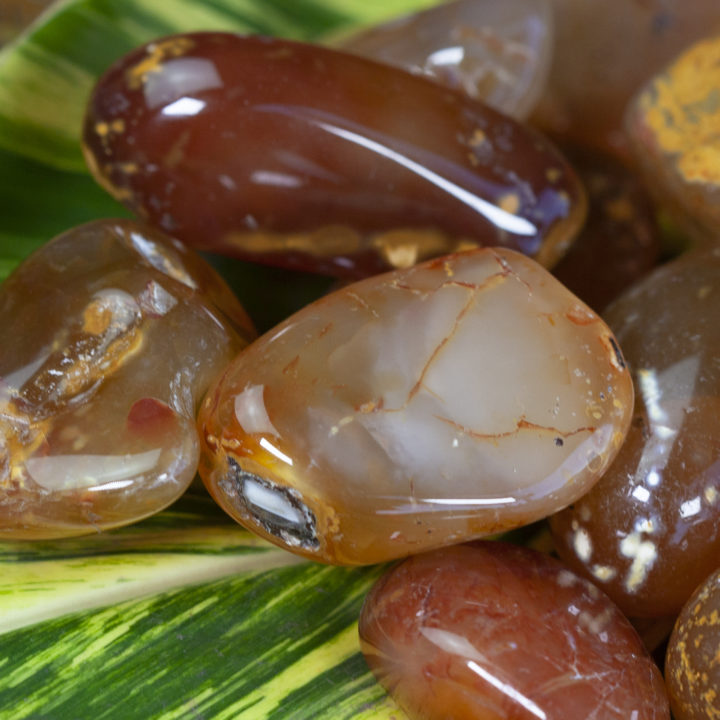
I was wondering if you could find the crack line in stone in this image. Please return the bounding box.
[489,248,533,292]
[433,414,596,441]
[345,290,380,318]
[404,271,516,408]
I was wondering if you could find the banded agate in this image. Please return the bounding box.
[82,32,585,278]
[336,0,552,119]
[551,248,720,617]
[198,248,633,565]
[359,542,669,720]
[0,220,252,539]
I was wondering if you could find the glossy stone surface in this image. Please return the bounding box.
[336,0,552,120]
[198,248,633,565]
[83,32,585,278]
[552,148,660,312]
[359,542,669,720]
[551,248,720,617]
[627,34,720,243]
[665,567,720,720]
[532,0,720,159]
[0,220,252,539]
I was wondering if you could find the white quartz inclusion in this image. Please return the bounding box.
[25,448,162,491]
[322,259,615,500]
[243,476,303,525]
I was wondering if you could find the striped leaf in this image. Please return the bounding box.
[0,489,410,718]
[0,538,396,718]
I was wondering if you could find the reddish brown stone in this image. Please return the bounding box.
[359,542,669,720]
[551,248,720,617]
[83,32,585,278]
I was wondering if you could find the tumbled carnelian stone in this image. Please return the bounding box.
[665,567,720,720]
[551,248,720,617]
[359,542,670,720]
[197,248,633,565]
[82,32,585,278]
[0,219,253,539]
[335,0,553,120]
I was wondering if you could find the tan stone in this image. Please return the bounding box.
[0,219,252,538]
[198,248,633,564]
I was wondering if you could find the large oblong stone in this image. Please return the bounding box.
[82,32,585,278]
[198,248,633,565]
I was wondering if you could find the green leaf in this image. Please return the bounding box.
[0,502,399,719]
[0,488,408,719]
[0,147,131,280]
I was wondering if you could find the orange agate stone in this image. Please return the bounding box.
[359,542,670,720]
[0,220,252,539]
[198,248,633,565]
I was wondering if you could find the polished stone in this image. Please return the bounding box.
[532,0,720,159]
[336,0,552,119]
[83,32,585,278]
[627,34,720,244]
[665,567,720,720]
[0,219,252,538]
[552,147,660,312]
[198,248,633,564]
[359,542,670,719]
[551,247,720,617]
